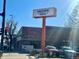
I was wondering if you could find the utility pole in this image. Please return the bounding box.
[0,0,6,51]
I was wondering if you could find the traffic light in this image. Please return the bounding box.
[5,28,7,35]
[5,27,9,35]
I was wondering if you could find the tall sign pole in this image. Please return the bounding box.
[41,17,46,56]
[33,7,57,57]
[0,0,6,50]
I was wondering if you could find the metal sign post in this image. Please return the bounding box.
[0,0,6,51]
[33,7,57,57]
[41,17,46,57]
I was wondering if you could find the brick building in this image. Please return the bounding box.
[16,26,73,53]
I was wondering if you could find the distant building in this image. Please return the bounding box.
[17,26,72,53]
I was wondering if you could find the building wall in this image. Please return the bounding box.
[46,26,71,47]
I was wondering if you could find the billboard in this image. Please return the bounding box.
[33,7,57,18]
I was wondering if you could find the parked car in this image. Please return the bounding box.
[45,45,58,52]
[45,46,60,57]
[62,46,77,53]
[61,46,78,58]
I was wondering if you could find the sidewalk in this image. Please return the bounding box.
[0,53,64,59]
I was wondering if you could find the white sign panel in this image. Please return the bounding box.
[33,7,57,18]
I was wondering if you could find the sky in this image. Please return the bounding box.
[0,0,78,30]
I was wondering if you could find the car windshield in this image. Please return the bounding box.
[46,46,56,49]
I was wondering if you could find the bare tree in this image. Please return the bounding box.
[5,16,17,51]
[65,5,79,28]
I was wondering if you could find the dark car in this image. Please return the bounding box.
[45,45,64,58]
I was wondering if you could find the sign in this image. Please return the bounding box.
[33,7,57,18]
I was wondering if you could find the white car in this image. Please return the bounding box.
[62,46,77,53]
[62,46,78,58]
